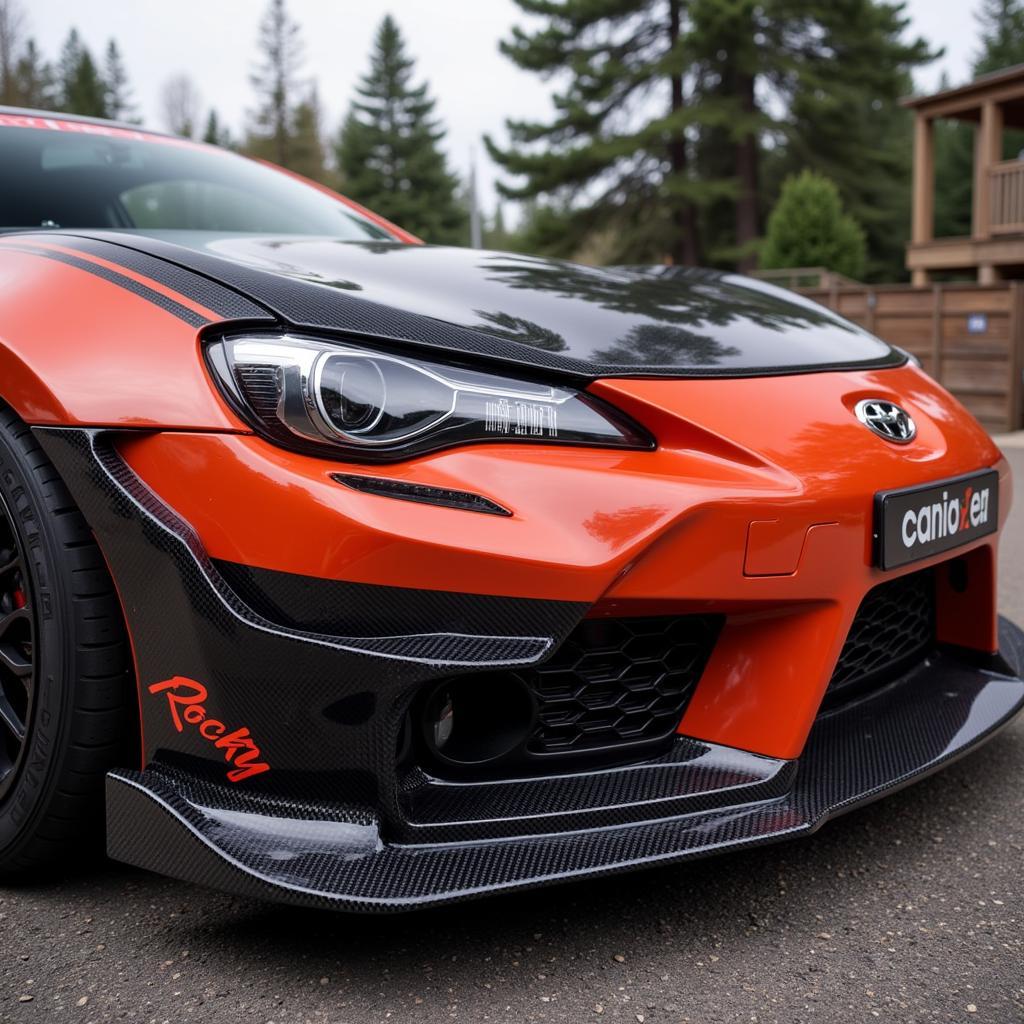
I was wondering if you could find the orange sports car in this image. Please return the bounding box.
[0,108,1020,911]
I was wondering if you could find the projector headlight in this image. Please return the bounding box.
[206,335,654,461]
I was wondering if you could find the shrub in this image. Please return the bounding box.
[761,170,866,280]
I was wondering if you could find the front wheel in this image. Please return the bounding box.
[0,404,135,875]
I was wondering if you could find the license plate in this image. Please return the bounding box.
[875,469,999,570]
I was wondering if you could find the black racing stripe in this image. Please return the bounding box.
[56,232,908,384]
[55,236,272,322]
[2,243,210,327]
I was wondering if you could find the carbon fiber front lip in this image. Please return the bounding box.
[33,425,1024,909]
[105,617,1024,912]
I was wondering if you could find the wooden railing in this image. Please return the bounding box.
[991,160,1024,234]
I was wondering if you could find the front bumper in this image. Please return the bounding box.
[106,624,1024,911]
[32,424,1023,911]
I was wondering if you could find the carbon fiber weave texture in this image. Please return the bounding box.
[56,235,274,322]
[34,427,588,831]
[105,622,1024,911]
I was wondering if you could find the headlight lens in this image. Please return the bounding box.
[205,335,654,461]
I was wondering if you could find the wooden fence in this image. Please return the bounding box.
[797,281,1024,434]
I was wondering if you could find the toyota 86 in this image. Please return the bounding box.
[0,108,1020,911]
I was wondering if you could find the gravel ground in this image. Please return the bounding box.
[2,449,1024,1024]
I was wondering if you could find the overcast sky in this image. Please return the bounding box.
[28,0,983,214]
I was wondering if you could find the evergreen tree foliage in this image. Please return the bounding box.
[0,0,53,109]
[482,198,560,254]
[0,0,25,104]
[685,0,766,270]
[933,1,1024,243]
[974,0,1024,75]
[933,119,974,239]
[57,30,108,117]
[484,204,515,250]
[290,87,328,183]
[487,0,934,274]
[486,0,706,265]
[6,19,130,122]
[761,171,866,280]
[974,0,1024,161]
[779,3,934,281]
[11,39,53,108]
[202,109,233,148]
[247,0,304,167]
[932,70,974,241]
[103,40,135,121]
[335,15,466,244]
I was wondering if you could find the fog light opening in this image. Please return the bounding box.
[423,674,534,767]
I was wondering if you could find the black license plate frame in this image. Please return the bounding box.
[874,469,999,570]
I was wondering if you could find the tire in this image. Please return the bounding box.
[0,403,135,875]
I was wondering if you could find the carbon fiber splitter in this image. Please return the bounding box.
[33,426,1024,912]
[106,619,1024,911]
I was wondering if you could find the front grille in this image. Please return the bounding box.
[825,569,936,704]
[521,615,722,757]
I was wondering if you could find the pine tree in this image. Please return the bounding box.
[103,40,135,121]
[202,109,233,148]
[974,0,1024,75]
[932,71,974,240]
[12,39,54,108]
[486,0,706,265]
[974,0,1024,161]
[688,0,932,275]
[335,16,466,244]
[0,0,25,104]
[761,171,866,280]
[778,4,936,281]
[56,27,82,103]
[484,204,513,250]
[247,0,304,167]
[933,1,1024,241]
[289,87,328,183]
[686,0,768,270]
[56,29,108,117]
[488,0,934,273]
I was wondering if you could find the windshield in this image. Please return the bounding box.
[0,121,397,240]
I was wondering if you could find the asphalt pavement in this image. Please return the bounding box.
[2,449,1024,1024]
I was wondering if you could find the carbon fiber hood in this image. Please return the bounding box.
[75,230,902,380]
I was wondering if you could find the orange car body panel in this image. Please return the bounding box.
[0,240,245,429]
[110,364,1006,761]
[0,210,1008,764]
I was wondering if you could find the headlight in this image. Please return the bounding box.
[205,335,654,461]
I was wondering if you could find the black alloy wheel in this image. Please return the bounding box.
[0,403,135,877]
[0,490,34,802]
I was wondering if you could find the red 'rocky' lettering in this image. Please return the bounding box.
[148,676,270,782]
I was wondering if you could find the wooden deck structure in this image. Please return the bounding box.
[904,65,1024,286]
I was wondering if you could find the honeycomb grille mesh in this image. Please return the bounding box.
[827,569,936,699]
[521,616,722,756]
